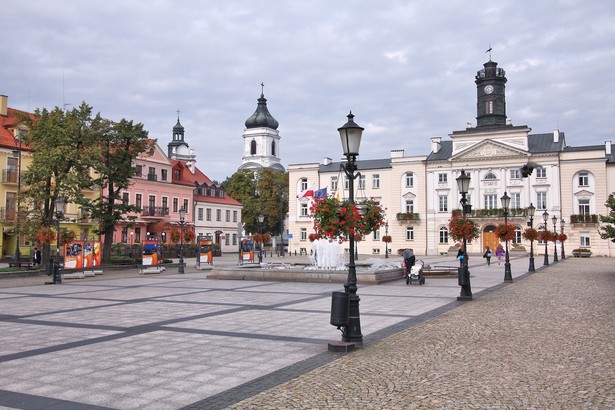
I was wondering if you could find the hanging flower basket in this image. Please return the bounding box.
[448,216,480,242]
[60,230,76,245]
[539,230,557,242]
[557,233,568,243]
[252,233,262,244]
[382,235,392,243]
[310,197,385,242]
[169,228,181,244]
[495,223,516,242]
[308,233,320,242]
[522,228,539,241]
[37,226,56,244]
[262,233,271,244]
[354,234,363,242]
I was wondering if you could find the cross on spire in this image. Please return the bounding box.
[261,82,264,96]
[176,108,181,119]
[486,45,492,61]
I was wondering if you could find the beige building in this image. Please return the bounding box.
[288,59,615,258]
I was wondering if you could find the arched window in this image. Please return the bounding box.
[250,140,257,155]
[484,172,497,180]
[271,141,276,156]
[439,227,449,244]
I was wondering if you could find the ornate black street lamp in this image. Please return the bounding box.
[339,111,364,344]
[178,208,186,274]
[527,203,536,272]
[456,169,472,301]
[542,210,549,266]
[500,192,513,283]
[552,215,558,263]
[12,140,22,267]
[258,213,264,264]
[52,197,65,284]
[560,218,566,259]
[384,221,389,259]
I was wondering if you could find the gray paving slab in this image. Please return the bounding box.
[0,252,589,409]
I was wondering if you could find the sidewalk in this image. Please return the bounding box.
[0,254,612,409]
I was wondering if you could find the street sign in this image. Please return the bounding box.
[287,234,293,239]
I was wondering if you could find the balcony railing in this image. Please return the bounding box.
[396,212,421,221]
[570,214,598,224]
[2,169,18,184]
[453,207,528,218]
[142,206,169,217]
[0,207,16,221]
[147,173,157,181]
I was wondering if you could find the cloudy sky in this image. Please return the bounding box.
[3,1,614,181]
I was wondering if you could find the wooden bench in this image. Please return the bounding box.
[8,261,33,269]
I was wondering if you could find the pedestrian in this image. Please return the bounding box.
[456,245,467,267]
[495,244,505,265]
[33,247,42,266]
[402,248,415,277]
[483,246,492,266]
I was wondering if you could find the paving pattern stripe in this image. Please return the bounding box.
[0,388,114,410]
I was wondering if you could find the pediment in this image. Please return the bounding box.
[574,189,594,198]
[450,140,529,162]
[402,192,416,199]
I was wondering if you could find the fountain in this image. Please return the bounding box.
[307,239,346,271]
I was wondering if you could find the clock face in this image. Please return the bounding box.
[484,85,494,94]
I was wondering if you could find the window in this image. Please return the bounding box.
[122,192,129,206]
[232,234,237,246]
[372,174,380,189]
[172,198,178,213]
[578,172,589,187]
[216,209,221,221]
[250,140,257,155]
[135,227,141,243]
[161,169,168,181]
[510,169,520,179]
[358,175,366,190]
[300,178,308,191]
[537,192,547,210]
[162,197,168,212]
[135,165,143,177]
[183,199,189,212]
[439,227,449,244]
[438,173,448,183]
[406,227,414,240]
[580,232,590,247]
[301,203,309,216]
[439,195,448,212]
[271,141,276,156]
[514,226,522,244]
[225,234,230,246]
[233,210,238,222]
[300,228,307,241]
[484,172,497,180]
[538,225,547,244]
[486,100,494,114]
[578,199,590,215]
[372,229,380,241]
[344,177,349,190]
[121,227,128,243]
[405,172,414,188]
[510,192,521,209]
[536,167,547,178]
[405,199,414,213]
[136,194,142,209]
[198,208,204,221]
[331,176,338,191]
[226,210,231,222]
[372,248,381,255]
[206,208,211,221]
[173,169,181,180]
[484,194,497,209]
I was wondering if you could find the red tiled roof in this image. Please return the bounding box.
[194,193,242,206]
[0,107,34,151]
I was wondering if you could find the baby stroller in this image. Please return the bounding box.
[406,259,425,285]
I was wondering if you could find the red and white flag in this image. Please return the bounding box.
[297,187,314,198]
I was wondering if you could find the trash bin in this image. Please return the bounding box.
[330,291,349,327]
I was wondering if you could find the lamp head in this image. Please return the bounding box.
[54,197,65,216]
[455,169,471,194]
[527,203,536,217]
[552,215,558,225]
[542,210,549,222]
[338,111,364,157]
[500,191,511,210]
[258,213,265,223]
[179,207,186,221]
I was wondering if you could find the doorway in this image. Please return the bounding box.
[483,225,498,253]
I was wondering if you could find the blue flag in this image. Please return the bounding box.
[314,187,328,199]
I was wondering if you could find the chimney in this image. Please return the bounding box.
[606,141,612,156]
[553,129,559,143]
[390,149,404,158]
[431,137,441,153]
[322,157,332,165]
[0,95,7,116]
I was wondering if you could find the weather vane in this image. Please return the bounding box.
[486,45,493,60]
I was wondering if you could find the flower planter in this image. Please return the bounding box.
[572,251,592,258]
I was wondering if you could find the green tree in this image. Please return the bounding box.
[223,169,288,236]
[599,194,615,242]
[79,118,153,263]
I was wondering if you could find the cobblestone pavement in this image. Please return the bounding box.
[229,258,615,409]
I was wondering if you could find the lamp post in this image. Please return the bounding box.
[456,169,472,301]
[527,203,536,272]
[384,221,389,259]
[500,192,513,282]
[552,215,558,263]
[258,213,264,264]
[560,219,566,259]
[542,210,549,266]
[12,141,22,267]
[178,208,186,274]
[339,111,364,344]
[53,197,65,284]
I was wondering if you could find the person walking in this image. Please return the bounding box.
[495,244,505,265]
[402,248,415,277]
[483,246,492,266]
[33,247,42,266]
[456,244,467,267]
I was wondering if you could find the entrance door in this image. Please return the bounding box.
[483,225,499,253]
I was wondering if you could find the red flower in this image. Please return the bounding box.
[495,223,516,242]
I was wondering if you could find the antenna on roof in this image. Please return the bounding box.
[62,70,72,112]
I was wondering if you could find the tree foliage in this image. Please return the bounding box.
[223,168,288,236]
[599,194,615,242]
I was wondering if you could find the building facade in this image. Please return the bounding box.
[287,59,615,257]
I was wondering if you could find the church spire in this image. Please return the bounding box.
[245,83,279,130]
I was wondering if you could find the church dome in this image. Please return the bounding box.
[245,93,279,130]
[173,118,184,133]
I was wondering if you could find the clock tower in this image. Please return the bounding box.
[475,60,508,128]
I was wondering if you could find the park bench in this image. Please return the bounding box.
[8,261,33,269]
